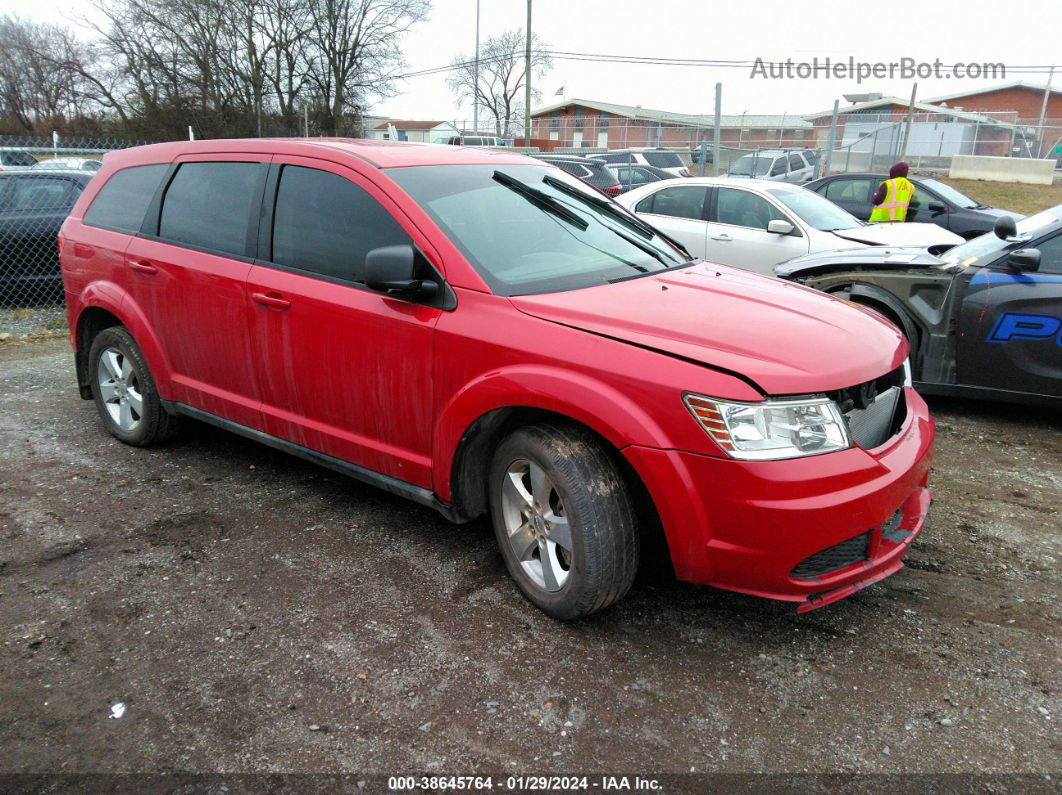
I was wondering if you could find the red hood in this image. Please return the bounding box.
[510,263,906,395]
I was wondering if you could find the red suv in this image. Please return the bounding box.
[60,139,934,619]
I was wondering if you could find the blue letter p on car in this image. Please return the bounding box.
[987,313,1062,345]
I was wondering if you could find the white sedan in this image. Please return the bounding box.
[614,177,962,275]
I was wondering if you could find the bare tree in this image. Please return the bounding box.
[304,0,428,134]
[446,29,551,137]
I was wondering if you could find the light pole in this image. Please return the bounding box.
[524,0,531,145]
[473,0,480,135]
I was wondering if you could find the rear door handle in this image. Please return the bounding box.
[251,292,291,310]
[710,233,732,241]
[129,259,158,274]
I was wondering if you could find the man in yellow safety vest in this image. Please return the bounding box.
[869,161,916,223]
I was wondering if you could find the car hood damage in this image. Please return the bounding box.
[830,222,963,249]
[510,263,906,395]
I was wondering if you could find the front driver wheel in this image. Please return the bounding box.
[489,423,639,620]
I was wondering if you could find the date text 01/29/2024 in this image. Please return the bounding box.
[386,774,663,791]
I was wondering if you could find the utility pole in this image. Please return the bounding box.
[712,83,722,177]
[473,0,480,135]
[900,83,918,160]
[523,0,531,146]
[1036,65,1055,158]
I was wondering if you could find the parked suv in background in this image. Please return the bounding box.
[531,154,623,196]
[60,139,934,619]
[728,149,817,183]
[806,173,1023,240]
[590,148,691,177]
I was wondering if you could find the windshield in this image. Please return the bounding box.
[729,155,773,177]
[943,210,1060,266]
[921,178,980,209]
[768,187,862,231]
[388,164,689,295]
[643,151,683,168]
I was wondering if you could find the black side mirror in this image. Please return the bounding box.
[1006,248,1040,272]
[928,201,946,214]
[365,244,439,301]
[994,215,1017,240]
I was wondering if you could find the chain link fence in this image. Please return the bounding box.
[0,135,149,340]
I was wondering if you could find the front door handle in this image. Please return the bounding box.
[251,292,291,310]
[129,259,157,275]
[710,233,732,241]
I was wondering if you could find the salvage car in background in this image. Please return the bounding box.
[616,177,962,275]
[530,154,623,196]
[777,210,1062,408]
[806,173,1023,240]
[589,148,691,177]
[0,169,92,300]
[60,139,934,619]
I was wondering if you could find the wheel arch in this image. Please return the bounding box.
[445,404,668,570]
[72,286,174,401]
[826,282,922,352]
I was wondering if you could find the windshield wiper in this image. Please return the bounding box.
[541,175,693,258]
[493,171,588,231]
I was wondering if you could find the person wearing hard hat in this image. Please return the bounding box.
[869,162,916,223]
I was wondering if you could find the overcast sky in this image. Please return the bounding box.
[4,0,1058,121]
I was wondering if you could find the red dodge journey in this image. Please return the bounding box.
[60,139,934,618]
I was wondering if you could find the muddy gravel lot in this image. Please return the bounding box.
[1,339,1059,784]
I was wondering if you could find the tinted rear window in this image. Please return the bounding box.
[83,164,167,232]
[270,165,409,283]
[643,152,683,168]
[159,162,264,256]
[0,176,81,211]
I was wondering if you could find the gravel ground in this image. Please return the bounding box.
[0,304,67,341]
[0,339,1059,784]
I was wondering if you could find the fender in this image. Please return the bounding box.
[826,282,922,346]
[432,364,673,504]
[74,281,176,399]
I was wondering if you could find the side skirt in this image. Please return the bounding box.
[913,381,1061,409]
[172,403,462,523]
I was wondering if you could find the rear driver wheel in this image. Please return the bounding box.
[89,326,179,446]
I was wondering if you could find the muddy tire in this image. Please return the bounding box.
[489,423,639,620]
[88,326,179,446]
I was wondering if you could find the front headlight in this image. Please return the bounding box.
[684,393,850,461]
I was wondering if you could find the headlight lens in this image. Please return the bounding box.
[684,393,850,460]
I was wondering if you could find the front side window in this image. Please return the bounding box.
[823,178,872,203]
[159,162,264,256]
[388,164,688,296]
[715,188,786,230]
[271,165,410,283]
[83,164,167,232]
[946,210,1061,267]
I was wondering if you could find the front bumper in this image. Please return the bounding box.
[624,386,935,611]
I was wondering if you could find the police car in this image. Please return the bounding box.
[775,208,1062,408]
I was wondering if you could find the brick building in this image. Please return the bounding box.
[529,99,814,151]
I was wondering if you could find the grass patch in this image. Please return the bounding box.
[936,178,1062,216]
